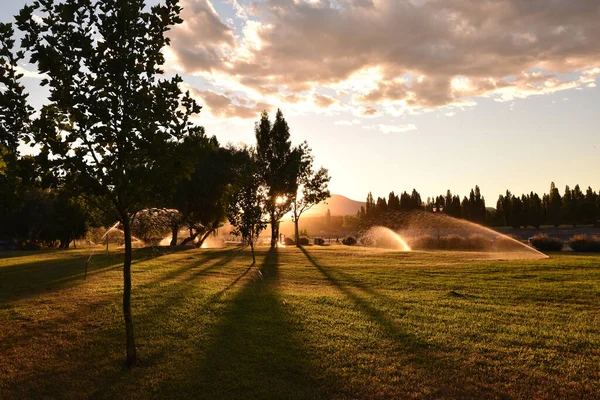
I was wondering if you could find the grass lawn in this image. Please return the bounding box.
[1,245,599,399]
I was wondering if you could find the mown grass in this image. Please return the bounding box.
[1,245,599,399]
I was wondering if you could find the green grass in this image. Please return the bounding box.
[1,245,599,399]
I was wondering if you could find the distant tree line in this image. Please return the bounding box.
[361,182,600,228]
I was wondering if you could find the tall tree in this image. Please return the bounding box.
[228,148,266,264]
[290,142,331,247]
[15,0,201,367]
[548,182,562,227]
[366,192,375,216]
[255,109,298,247]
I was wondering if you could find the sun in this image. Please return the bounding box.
[276,196,284,205]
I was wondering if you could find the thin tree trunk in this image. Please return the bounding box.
[250,240,255,264]
[295,216,300,247]
[180,230,199,246]
[270,212,277,248]
[170,225,178,246]
[195,230,213,248]
[122,217,137,368]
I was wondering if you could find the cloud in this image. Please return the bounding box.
[335,119,361,126]
[376,124,417,134]
[360,106,380,117]
[187,87,271,119]
[168,0,600,118]
[313,93,337,108]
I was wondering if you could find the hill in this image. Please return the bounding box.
[304,194,365,216]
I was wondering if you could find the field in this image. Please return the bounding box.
[1,245,599,399]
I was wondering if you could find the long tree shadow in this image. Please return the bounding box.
[300,247,429,351]
[157,247,331,399]
[299,246,502,398]
[0,246,195,303]
[2,247,254,399]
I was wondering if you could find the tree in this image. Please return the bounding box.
[0,22,33,173]
[15,0,201,367]
[366,192,375,216]
[290,142,330,247]
[548,182,561,227]
[172,135,239,247]
[255,109,298,247]
[228,149,266,264]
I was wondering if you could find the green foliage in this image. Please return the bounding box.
[255,109,301,245]
[130,209,179,245]
[530,234,563,251]
[291,141,331,244]
[227,148,266,261]
[15,0,201,222]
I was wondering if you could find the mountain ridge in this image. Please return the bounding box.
[304,194,365,217]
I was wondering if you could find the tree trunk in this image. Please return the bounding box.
[170,226,178,246]
[180,230,199,246]
[195,230,213,248]
[294,216,300,247]
[250,239,255,264]
[122,217,137,368]
[270,212,277,248]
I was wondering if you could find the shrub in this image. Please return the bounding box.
[530,234,563,251]
[342,236,357,246]
[298,236,310,246]
[568,235,600,252]
[408,235,437,250]
[441,234,465,250]
[314,237,325,245]
[283,237,295,246]
[465,234,490,250]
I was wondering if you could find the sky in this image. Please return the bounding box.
[2,0,599,204]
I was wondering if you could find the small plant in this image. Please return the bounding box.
[314,237,325,245]
[283,237,295,246]
[530,234,563,251]
[342,236,357,246]
[568,235,600,252]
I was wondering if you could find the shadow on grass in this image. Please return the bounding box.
[0,246,195,303]
[299,246,502,398]
[154,247,331,399]
[1,247,257,399]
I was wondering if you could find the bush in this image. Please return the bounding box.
[283,237,295,246]
[314,237,325,245]
[298,236,310,246]
[342,236,357,246]
[408,235,437,250]
[441,234,465,250]
[530,234,563,251]
[465,234,490,250]
[568,235,600,252]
